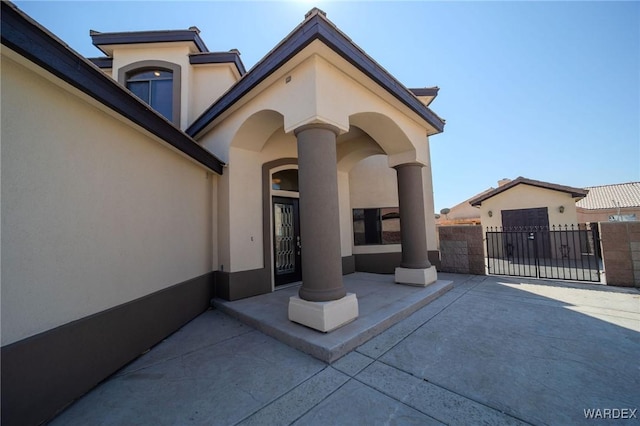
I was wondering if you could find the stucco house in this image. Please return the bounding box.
[1,4,445,425]
[469,177,588,230]
[577,182,640,223]
[443,178,640,229]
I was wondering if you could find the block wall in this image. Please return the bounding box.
[438,225,485,275]
[599,222,640,287]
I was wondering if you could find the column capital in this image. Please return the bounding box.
[387,151,428,169]
[393,162,425,171]
[294,123,341,137]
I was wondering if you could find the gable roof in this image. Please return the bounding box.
[186,8,445,138]
[576,182,640,210]
[469,176,588,206]
[1,1,224,174]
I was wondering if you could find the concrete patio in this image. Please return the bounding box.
[48,273,639,425]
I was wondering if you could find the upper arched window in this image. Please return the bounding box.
[272,169,299,191]
[126,69,173,121]
[118,60,181,126]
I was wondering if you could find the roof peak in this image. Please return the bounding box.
[305,7,328,20]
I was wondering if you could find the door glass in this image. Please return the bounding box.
[274,202,295,275]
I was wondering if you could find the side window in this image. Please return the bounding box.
[126,69,173,121]
[118,61,181,126]
[353,207,400,245]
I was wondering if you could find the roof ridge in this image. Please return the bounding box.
[583,181,640,189]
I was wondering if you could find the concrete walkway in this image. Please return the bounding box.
[49,273,640,425]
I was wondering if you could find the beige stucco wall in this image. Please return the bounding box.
[1,53,215,346]
[479,184,580,229]
[349,155,398,208]
[189,64,239,125]
[422,141,438,251]
[338,171,353,257]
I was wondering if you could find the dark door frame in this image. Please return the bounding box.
[272,196,302,286]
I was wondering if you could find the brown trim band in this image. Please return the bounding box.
[342,255,356,274]
[214,268,271,301]
[1,271,215,426]
[428,250,441,270]
[355,252,402,274]
[353,251,440,274]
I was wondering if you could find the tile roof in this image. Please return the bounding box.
[576,182,640,210]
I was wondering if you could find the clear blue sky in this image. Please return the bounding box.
[15,1,640,212]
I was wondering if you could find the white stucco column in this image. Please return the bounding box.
[394,163,437,286]
[288,123,358,332]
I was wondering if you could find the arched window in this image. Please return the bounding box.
[126,69,173,120]
[118,60,181,126]
[272,169,299,192]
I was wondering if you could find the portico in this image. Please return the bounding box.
[183,8,444,332]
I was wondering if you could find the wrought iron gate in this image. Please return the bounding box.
[485,224,601,282]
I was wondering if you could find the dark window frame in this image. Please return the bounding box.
[353,207,401,246]
[118,60,181,126]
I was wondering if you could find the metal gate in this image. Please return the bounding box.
[486,224,602,282]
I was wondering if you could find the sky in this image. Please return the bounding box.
[14,1,640,213]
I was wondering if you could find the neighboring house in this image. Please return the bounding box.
[443,179,640,227]
[577,182,640,223]
[469,176,588,229]
[1,4,445,425]
[435,188,494,225]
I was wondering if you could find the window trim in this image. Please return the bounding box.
[118,60,181,126]
[353,207,401,246]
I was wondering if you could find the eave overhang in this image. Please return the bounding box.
[189,51,246,76]
[1,2,224,175]
[186,9,445,138]
[87,56,113,69]
[90,27,208,56]
[469,177,589,207]
[409,87,439,106]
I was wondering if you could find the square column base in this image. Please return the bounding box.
[288,293,359,333]
[395,266,438,287]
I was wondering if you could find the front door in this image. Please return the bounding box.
[273,197,302,286]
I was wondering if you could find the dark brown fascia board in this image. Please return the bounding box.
[186,13,445,138]
[1,2,224,175]
[189,52,246,76]
[408,87,439,97]
[90,28,208,56]
[88,56,113,69]
[469,177,589,206]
